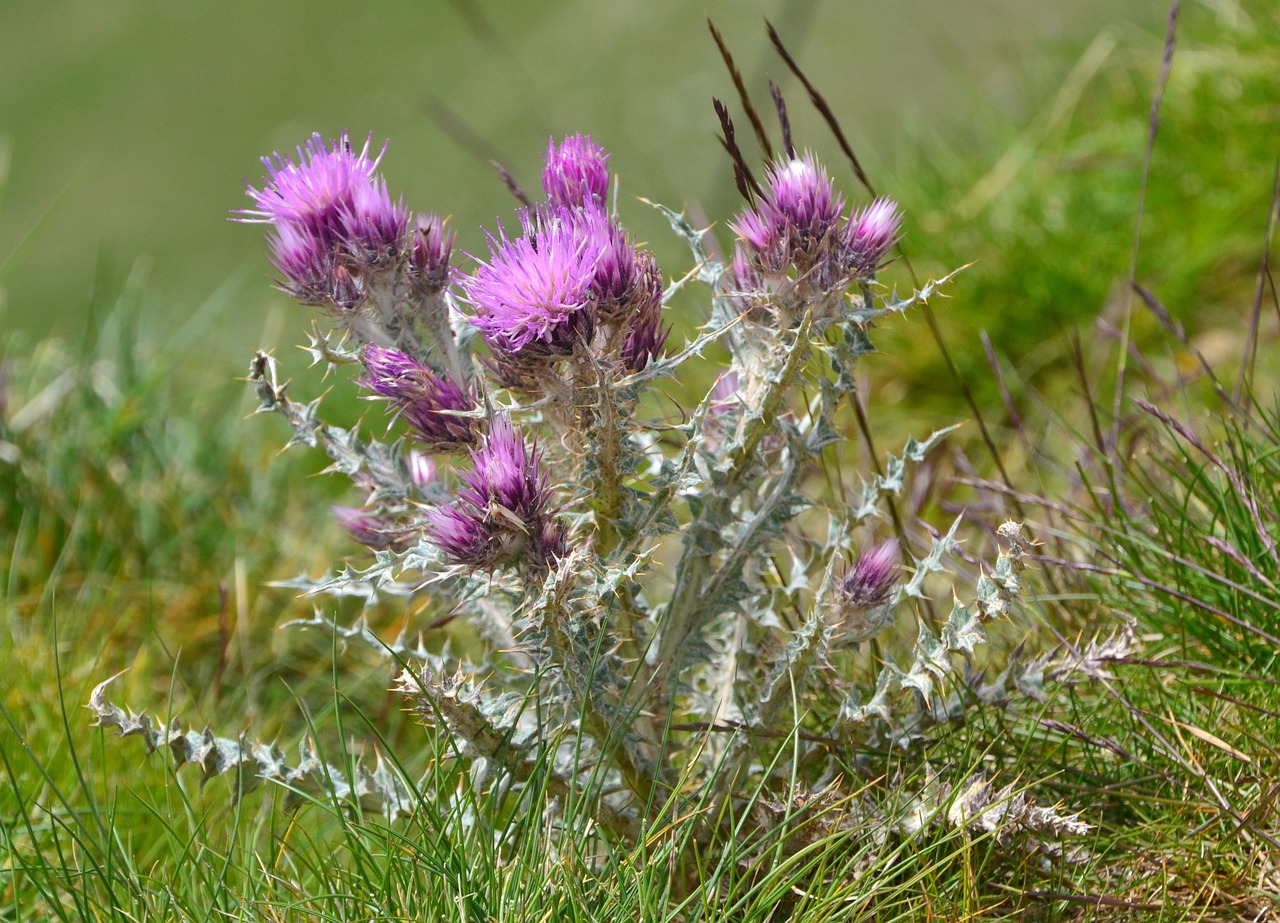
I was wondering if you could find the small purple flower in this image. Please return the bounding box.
[461,205,603,357]
[844,197,902,276]
[237,132,408,304]
[332,505,405,551]
[543,134,610,208]
[838,540,900,613]
[426,418,566,571]
[827,539,900,645]
[358,344,478,450]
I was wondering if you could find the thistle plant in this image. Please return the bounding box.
[92,113,1099,868]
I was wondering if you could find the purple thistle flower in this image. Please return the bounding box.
[358,344,478,450]
[237,132,408,303]
[461,205,603,357]
[838,539,900,612]
[844,197,902,276]
[543,134,610,208]
[730,152,845,275]
[426,418,566,571]
[827,539,900,646]
[463,202,665,371]
[332,505,406,551]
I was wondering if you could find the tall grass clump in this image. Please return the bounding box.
[952,6,1280,912]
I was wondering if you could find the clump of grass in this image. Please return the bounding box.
[880,1,1280,426]
[951,4,1280,907]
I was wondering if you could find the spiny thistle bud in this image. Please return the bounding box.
[425,418,566,572]
[237,132,408,308]
[620,287,668,372]
[844,198,902,277]
[827,539,900,646]
[357,344,478,450]
[543,133,610,208]
[407,213,454,296]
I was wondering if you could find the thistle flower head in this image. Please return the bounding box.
[462,201,665,370]
[728,151,903,320]
[237,132,409,304]
[827,539,900,646]
[730,152,845,274]
[844,197,902,276]
[426,418,566,571]
[461,205,603,357]
[543,134,610,208]
[358,344,478,450]
[838,539,900,610]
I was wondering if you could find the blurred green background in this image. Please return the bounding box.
[1,0,1168,364]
